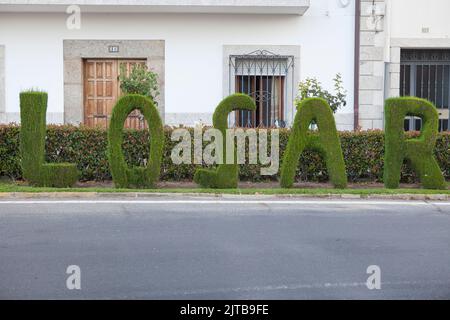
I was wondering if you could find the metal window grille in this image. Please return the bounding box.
[400,49,450,132]
[229,50,294,128]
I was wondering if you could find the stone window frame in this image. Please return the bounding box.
[63,39,165,125]
[223,45,300,126]
[389,38,450,131]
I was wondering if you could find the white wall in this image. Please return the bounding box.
[0,0,355,128]
[390,0,450,39]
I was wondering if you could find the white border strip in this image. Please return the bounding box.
[0,200,448,205]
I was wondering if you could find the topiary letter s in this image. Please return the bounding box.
[108,94,164,188]
[20,91,79,187]
[194,94,256,188]
[280,98,347,189]
[384,97,446,189]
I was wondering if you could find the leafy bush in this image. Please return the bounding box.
[280,98,347,189]
[119,64,159,105]
[296,74,347,113]
[0,125,448,185]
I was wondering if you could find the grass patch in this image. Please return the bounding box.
[0,181,448,195]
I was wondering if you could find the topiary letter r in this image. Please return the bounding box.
[384,97,446,190]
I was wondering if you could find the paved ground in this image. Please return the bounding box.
[0,196,449,299]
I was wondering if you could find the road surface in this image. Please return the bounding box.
[0,196,449,299]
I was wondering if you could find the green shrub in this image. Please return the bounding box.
[193,94,256,188]
[108,94,164,188]
[280,98,347,188]
[0,125,448,186]
[19,91,78,187]
[384,97,446,189]
[119,64,159,105]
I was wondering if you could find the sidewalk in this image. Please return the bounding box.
[0,191,448,201]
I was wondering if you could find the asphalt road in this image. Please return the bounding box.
[0,197,449,299]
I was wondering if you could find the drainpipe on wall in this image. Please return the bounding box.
[354,0,361,130]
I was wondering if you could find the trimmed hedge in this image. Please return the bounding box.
[19,91,79,187]
[108,94,164,188]
[40,163,80,188]
[19,91,46,184]
[0,125,448,185]
[194,94,256,188]
[280,98,347,189]
[384,97,446,189]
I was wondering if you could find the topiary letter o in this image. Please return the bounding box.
[384,97,446,190]
[194,94,256,188]
[108,94,164,188]
[280,98,347,189]
[20,91,79,187]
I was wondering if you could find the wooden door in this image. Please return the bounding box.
[84,60,117,128]
[83,59,147,129]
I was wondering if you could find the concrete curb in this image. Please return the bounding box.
[0,192,448,201]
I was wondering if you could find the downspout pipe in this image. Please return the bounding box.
[354,0,361,130]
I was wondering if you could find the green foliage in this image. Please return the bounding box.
[296,74,347,113]
[19,91,78,187]
[280,98,347,189]
[0,125,448,186]
[40,163,80,188]
[119,64,159,105]
[19,91,47,184]
[193,94,256,188]
[384,97,446,190]
[108,94,164,188]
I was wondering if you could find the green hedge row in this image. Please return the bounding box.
[0,124,448,183]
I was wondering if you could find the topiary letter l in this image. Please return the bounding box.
[384,97,446,190]
[280,98,347,189]
[20,91,79,187]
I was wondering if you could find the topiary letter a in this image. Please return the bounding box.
[384,97,446,190]
[108,94,164,188]
[194,94,256,188]
[280,98,347,189]
[20,91,79,187]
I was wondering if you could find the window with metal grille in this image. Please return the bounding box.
[400,49,450,132]
[229,50,294,128]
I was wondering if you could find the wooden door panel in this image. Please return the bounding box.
[96,62,104,78]
[105,81,113,97]
[86,81,95,97]
[83,59,147,129]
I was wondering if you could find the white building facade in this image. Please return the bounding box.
[358,0,450,132]
[0,0,449,132]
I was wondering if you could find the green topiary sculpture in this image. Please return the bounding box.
[194,94,256,188]
[384,97,446,189]
[280,98,347,189]
[108,94,164,188]
[20,91,79,187]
